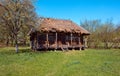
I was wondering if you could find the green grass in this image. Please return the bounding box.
[0,47,120,76]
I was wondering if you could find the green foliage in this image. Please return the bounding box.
[0,47,120,76]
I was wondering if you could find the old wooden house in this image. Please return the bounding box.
[29,18,90,51]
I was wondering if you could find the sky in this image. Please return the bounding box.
[34,0,120,25]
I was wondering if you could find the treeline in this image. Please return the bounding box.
[81,19,120,49]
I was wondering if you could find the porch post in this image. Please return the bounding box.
[70,33,73,46]
[78,34,81,50]
[55,32,58,50]
[36,32,38,50]
[84,36,88,48]
[46,33,49,49]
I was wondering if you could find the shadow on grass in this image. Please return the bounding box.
[0,47,50,55]
[0,47,33,55]
[19,48,32,53]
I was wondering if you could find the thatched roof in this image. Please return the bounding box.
[0,4,6,16]
[37,18,90,35]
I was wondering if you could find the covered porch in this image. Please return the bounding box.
[35,32,84,51]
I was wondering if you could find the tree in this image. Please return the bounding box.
[0,0,37,52]
[80,19,116,49]
[113,24,120,48]
[116,24,120,36]
[80,19,102,48]
[97,24,115,48]
[80,19,101,32]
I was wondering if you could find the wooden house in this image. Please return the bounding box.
[29,18,90,51]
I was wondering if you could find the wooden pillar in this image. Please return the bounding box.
[84,36,88,48]
[81,35,85,50]
[70,33,73,46]
[55,32,58,50]
[78,35,81,50]
[78,36,80,45]
[36,32,38,49]
[46,33,49,48]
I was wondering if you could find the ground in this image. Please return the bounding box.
[0,47,120,76]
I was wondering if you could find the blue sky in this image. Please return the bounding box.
[34,0,120,25]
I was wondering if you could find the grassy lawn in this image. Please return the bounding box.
[0,47,120,76]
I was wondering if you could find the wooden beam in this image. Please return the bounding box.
[36,32,38,49]
[70,33,73,46]
[46,33,49,48]
[78,36,80,45]
[78,36,81,50]
[55,32,58,49]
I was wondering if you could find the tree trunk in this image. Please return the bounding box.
[5,38,9,46]
[104,42,109,49]
[5,34,10,46]
[15,42,18,53]
[23,40,26,46]
[15,36,19,53]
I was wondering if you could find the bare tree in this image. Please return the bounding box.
[80,19,116,49]
[97,24,115,48]
[80,20,102,48]
[0,0,37,52]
